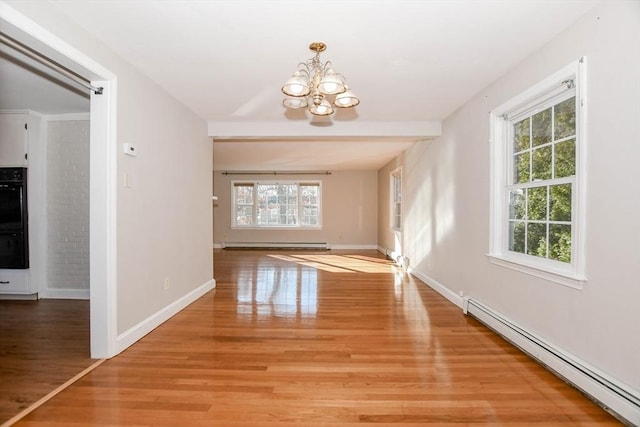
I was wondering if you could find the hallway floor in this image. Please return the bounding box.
[12,250,620,425]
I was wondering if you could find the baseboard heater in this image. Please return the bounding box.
[222,242,329,250]
[463,297,639,426]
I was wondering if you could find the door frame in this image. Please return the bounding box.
[1,2,118,358]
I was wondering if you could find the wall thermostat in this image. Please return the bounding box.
[123,143,137,157]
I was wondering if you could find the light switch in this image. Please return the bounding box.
[124,172,132,188]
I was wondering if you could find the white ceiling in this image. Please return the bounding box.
[0,37,90,114]
[0,0,599,171]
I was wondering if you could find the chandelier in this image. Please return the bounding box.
[281,42,360,116]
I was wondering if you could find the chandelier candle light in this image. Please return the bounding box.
[282,42,360,116]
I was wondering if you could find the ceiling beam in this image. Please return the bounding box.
[208,120,441,140]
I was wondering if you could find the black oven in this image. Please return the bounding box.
[0,167,28,268]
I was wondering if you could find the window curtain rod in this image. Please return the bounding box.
[222,171,332,176]
[0,31,103,95]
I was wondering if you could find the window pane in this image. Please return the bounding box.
[257,184,298,226]
[554,96,576,140]
[532,108,552,147]
[393,175,402,203]
[509,190,526,220]
[234,185,254,226]
[527,222,547,258]
[393,203,402,229]
[554,139,575,178]
[281,185,298,225]
[513,118,530,152]
[302,207,318,225]
[549,224,572,263]
[257,184,274,225]
[235,206,253,225]
[301,186,318,205]
[235,185,253,205]
[532,146,552,180]
[550,184,572,221]
[527,186,547,221]
[514,152,530,183]
[301,184,320,226]
[509,221,525,253]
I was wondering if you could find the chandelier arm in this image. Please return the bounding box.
[296,66,310,79]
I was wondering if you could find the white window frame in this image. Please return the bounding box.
[231,180,322,229]
[488,59,587,289]
[390,167,402,231]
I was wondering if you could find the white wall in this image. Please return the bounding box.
[383,0,639,395]
[116,79,213,334]
[46,118,89,295]
[5,1,213,343]
[214,170,378,249]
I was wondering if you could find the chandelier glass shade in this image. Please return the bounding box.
[282,42,360,116]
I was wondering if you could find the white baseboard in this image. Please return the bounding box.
[116,279,216,355]
[410,270,464,308]
[214,243,378,251]
[464,297,639,426]
[0,293,38,300]
[223,241,329,249]
[329,244,378,250]
[39,288,90,300]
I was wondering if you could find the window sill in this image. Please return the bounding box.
[486,254,586,290]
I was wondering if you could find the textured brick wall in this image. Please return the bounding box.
[46,120,90,290]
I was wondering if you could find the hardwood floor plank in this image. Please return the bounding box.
[11,250,622,425]
[0,299,92,424]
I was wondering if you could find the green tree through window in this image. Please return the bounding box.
[508,96,576,263]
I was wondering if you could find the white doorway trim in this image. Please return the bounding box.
[1,2,118,358]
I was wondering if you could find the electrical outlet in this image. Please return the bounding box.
[163,277,170,290]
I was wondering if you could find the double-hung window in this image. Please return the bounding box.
[391,168,402,231]
[489,59,586,288]
[232,181,321,228]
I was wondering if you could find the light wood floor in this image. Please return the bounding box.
[0,298,91,424]
[12,250,620,425]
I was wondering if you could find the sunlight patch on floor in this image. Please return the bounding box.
[267,254,396,274]
[267,254,304,262]
[295,261,354,273]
